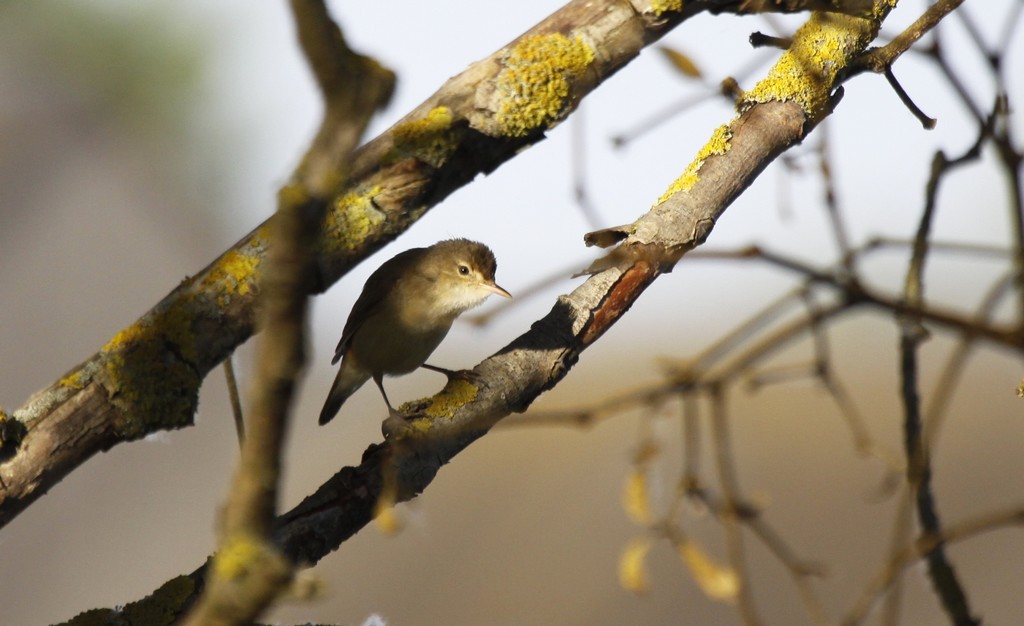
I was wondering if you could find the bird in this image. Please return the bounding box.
[319,238,511,425]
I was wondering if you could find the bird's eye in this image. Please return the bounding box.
[458,264,470,276]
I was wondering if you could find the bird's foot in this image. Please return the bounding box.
[382,409,414,439]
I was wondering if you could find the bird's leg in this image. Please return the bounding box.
[372,373,404,419]
[421,363,483,385]
[374,373,415,439]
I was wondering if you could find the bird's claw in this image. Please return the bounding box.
[382,410,415,439]
[422,363,484,386]
[445,368,484,385]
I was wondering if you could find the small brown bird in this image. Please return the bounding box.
[319,238,511,425]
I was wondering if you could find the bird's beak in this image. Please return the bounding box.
[483,280,512,299]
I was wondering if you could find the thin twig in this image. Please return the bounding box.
[848,0,965,76]
[709,386,762,626]
[223,356,245,446]
[896,141,979,625]
[884,65,937,129]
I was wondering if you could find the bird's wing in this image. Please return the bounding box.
[332,246,426,364]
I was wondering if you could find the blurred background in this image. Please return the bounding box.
[1,1,1022,624]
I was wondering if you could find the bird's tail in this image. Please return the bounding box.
[319,362,370,425]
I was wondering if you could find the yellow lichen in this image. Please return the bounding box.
[873,0,898,19]
[60,369,85,390]
[212,533,264,581]
[323,185,385,253]
[656,124,732,204]
[495,33,594,137]
[392,106,456,167]
[423,378,479,420]
[403,416,434,434]
[740,11,883,119]
[252,222,272,248]
[211,250,261,299]
[650,0,684,16]
[103,319,146,354]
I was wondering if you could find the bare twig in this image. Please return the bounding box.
[223,356,245,445]
[848,0,965,76]
[894,137,982,626]
[709,386,761,626]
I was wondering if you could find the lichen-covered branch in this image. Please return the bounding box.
[0,0,699,532]
[0,0,912,536]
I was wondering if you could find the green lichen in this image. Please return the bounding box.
[119,575,195,626]
[650,0,684,16]
[392,106,457,167]
[495,33,594,137]
[100,304,200,437]
[323,185,385,253]
[740,11,882,120]
[65,574,195,625]
[657,124,732,205]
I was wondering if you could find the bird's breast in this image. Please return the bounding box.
[348,307,453,375]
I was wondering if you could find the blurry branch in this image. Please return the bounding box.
[841,505,1024,626]
[708,386,761,625]
[502,236,1021,427]
[611,49,771,148]
[184,2,394,624]
[924,270,1016,442]
[895,135,979,626]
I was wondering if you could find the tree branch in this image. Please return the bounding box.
[180,2,393,623]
